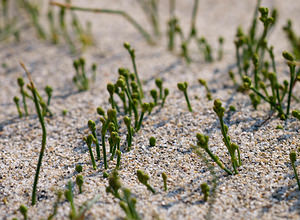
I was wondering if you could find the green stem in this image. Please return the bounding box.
[21,88,28,116]
[291,161,300,190]
[203,147,232,175]
[29,86,47,206]
[101,134,108,169]
[50,1,154,44]
[183,91,192,112]
[87,144,96,170]
[286,65,295,116]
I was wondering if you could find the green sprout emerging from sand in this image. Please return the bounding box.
[136,170,156,194]
[290,151,300,191]
[106,171,141,220]
[177,82,193,112]
[20,62,48,206]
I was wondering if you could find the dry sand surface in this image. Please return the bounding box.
[0,0,299,219]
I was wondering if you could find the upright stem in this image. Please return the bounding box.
[20,62,47,206]
[286,65,295,116]
[50,1,154,44]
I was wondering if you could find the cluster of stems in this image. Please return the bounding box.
[65,181,100,220]
[213,99,241,174]
[73,57,97,91]
[106,170,141,220]
[50,1,154,45]
[283,19,300,60]
[14,76,53,118]
[177,82,193,112]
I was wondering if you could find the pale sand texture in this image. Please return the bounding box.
[0,0,299,219]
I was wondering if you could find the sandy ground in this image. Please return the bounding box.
[0,0,299,219]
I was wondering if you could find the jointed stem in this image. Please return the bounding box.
[20,62,47,206]
[50,1,154,44]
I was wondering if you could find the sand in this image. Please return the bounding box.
[0,0,299,219]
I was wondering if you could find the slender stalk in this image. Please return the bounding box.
[286,64,296,116]
[20,62,47,206]
[50,1,154,44]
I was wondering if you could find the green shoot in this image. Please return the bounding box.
[83,134,97,170]
[218,36,224,61]
[161,88,169,107]
[19,204,28,220]
[213,99,241,174]
[136,170,156,194]
[76,175,84,194]
[116,150,121,170]
[282,51,297,117]
[177,82,192,112]
[290,151,300,190]
[136,103,149,131]
[200,183,209,202]
[194,134,232,175]
[44,86,53,106]
[88,120,101,161]
[124,42,144,98]
[292,110,300,120]
[13,96,22,118]
[75,164,83,173]
[150,89,158,106]
[162,172,167,191]
[20,62,47,206]
[17,77,29,116]
[106,170,141,220]
[124,116,133,151]
[50,1,154,45]
[155,78,163,99]
[73,58,89,91]
[65,181,76,218]
[47,191,63,220]
[198,78,212,101]
[149,136,156,147]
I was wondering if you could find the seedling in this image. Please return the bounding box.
[162,172,167,191]
[73,57,89,91]
[76,175,84,194]
[181,42,191,63]
[107,83,119,112]
[17,77,29,116]
[200,183,209,202]
[136,103,149,131]
[83,134,97,170]
[116,150,121,170]
[161,88,169,107]
[124,42,144,98]
[106,170,141,220]
[124,116,133,151]
[177,82,193,112]
[229,105,236,112]
[213,99,241,174]
[218,36,224,61]
[44,86,53,106]
[149,136,156,147]
[13,96,22,118]
[20,62,47,206]
[292,110,300,120]
[150,89,158,106]
[19,204,28,220]
[136,170,156,194]
[51,1,154,45]
[290,151,300,190]
[155,78,163,99]
[103,171,109,178]
[75,164,83,173]
[195,133,232,175]
[65,181,100,220]
[48,191,63,220]
[88,120,101,161]
[197,37,213,62]
[198,79,212,101]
